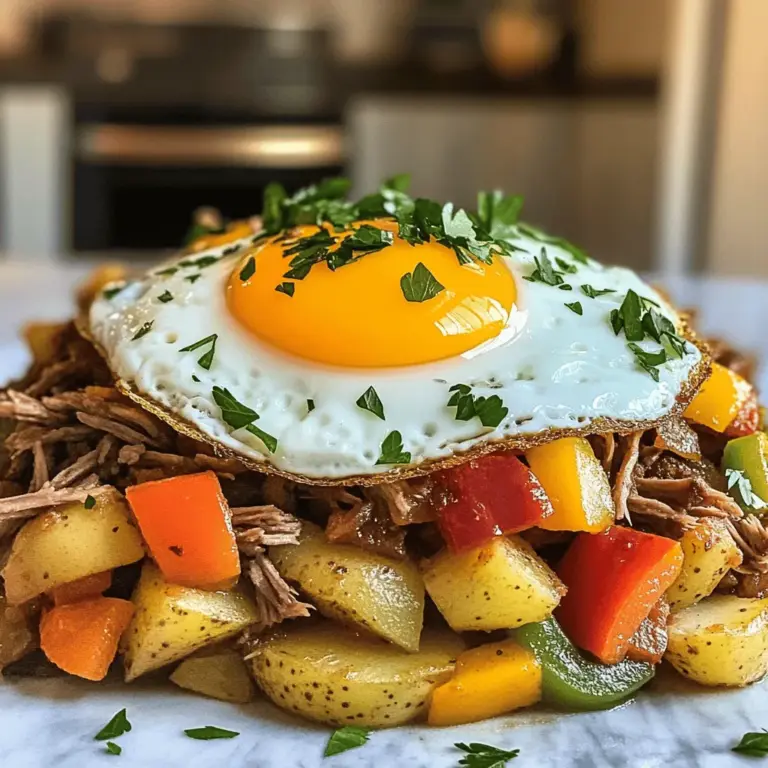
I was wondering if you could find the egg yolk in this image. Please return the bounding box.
[226,220,518,367]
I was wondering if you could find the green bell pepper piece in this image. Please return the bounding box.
[722,432,768,511]
[513,617,654,711]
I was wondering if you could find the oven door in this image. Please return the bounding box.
[73,124,345,252]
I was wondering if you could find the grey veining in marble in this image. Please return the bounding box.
[2,263,768,766]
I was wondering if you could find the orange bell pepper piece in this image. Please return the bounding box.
[40,597,134,681]
[51,571,112,606]
[125,471,240,590]
[684,362,754,433]
[556,527,683,664]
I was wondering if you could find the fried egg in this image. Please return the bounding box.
[88,218,706,482]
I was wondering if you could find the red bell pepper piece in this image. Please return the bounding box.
[725,388,760,438]
[434,453,554,552]
[555,526,683,664]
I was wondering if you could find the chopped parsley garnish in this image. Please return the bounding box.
[103,285,125,300]
[307,398,315,412]
[610,288,691,380]
[732,730,768,757]
[212,386,277,453]
[476,190,524,239]
[185,274,202,284]
[356,386,385,420]
[187,254,218,269]
[131,321,154,341]
[155,266,178,277]
[157,290,174,303]
[105,742,122,756]
[517,222,589,265]
[275,282,295,297]
[184,221,225,246]
[192,374,201,383]
[94,709,132,741]
[726,469,768,511]
[375,431,411,465]
[324,726,371,757]
[400,262,445,303]
[184,726,239,741]
[557,283,573,291]
[180,334,218,371]
[581,284,615,298]
[455,742,520,767]
[84,495,96,510]
[565,301,583,315]
[239,256,256,282]
[448,384,508,428]
[556,257,578,274]
[523,248,565,287]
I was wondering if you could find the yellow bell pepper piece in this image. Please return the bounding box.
[684,362,751,433]
[525,437,614,533]
[428,639,541,726]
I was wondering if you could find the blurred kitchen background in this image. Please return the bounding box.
[0,0,759,275]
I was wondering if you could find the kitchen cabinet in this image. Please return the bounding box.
[349,97,658,270]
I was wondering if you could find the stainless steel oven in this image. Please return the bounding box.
[72,122,345,251]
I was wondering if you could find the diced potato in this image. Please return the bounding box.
[249,621,463,727]
[170,647,254,704]
[526,437,614,533]
[2,490,145,605]
[666,595,768,686]
[421,535,566,632]
[122,562,259,681]
[428,639,541,726]
[666,519,743,612]
[0,596,36,670]
[270,522,424,651]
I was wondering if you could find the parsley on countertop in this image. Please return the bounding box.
[324,726,371,757]
[94,709,132,741]
[455,742,520,767]
[733,730,768,757]
[184,726,239,741]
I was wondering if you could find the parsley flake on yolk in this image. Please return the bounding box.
[226,220,518,367]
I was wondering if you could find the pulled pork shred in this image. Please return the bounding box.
[0,324,308,636]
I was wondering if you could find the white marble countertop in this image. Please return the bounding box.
[2,258,768,767]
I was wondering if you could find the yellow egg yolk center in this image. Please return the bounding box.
[226,220,518,367]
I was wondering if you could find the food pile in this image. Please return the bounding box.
[0,176,766,730]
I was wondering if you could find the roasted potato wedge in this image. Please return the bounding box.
[250,621,464,727]
[170,647,254,704]
[666,595,768,686]
[271,522,424,651]
[666,519,742,612]
[122,563,259,681]
[2,490,144,605]
[421,535,566,632]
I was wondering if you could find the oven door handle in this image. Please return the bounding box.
[76,124,345,168]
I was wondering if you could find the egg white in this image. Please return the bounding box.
[89,232,704,481]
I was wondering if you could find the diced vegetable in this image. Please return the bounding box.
[40,597,134,681]
[271,521,424,651]
[0,596,35,670]
[433,453,553,552]
[525,437,614,533]
[725,389,760,438]
[122,562,259,681]
[249,621,464,728]
[51,571,112,606]
[684,362,754,433]
[428,639,541,726]
[421,535,565,632]
[170,647,254,704]
[722,432,768,511]
[2,490,144,605]
[125,471,240,590]
[666,596,768,686]
[514,617,654,710]
[625,599,669,664]
[665,519,743,612]
[556,527,683,664]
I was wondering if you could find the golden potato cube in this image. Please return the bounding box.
[421,536,566,632]
[170,647,254,704]
[666,595,768,686]
[666,519,743,612]
[122,562,259,681]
